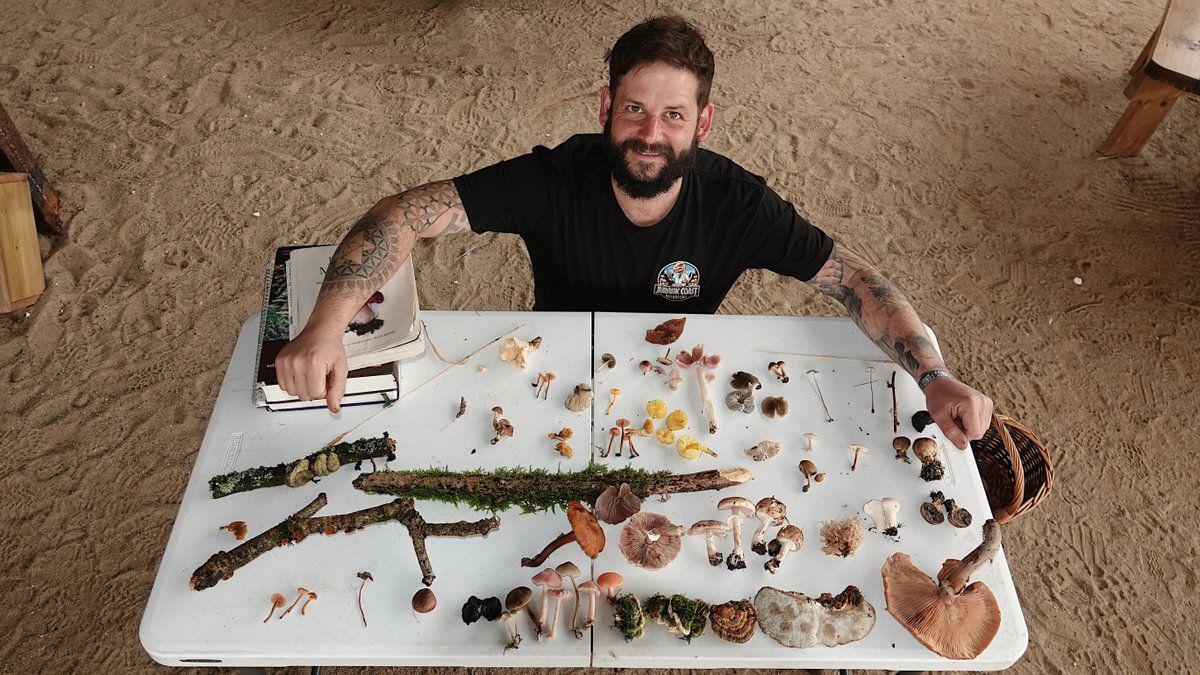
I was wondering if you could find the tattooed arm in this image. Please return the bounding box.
[274,180,471,410]
[806,242,994,448]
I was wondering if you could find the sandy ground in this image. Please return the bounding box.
[2,0,1199,673]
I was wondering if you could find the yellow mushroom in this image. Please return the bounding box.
[656,428,676,445]
[665,409,688,431]
[645,399,668,419]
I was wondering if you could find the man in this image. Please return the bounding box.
[275,15,993,448]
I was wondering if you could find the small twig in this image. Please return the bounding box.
[887,371,898,433]
[807,369,834,422]
[754,348,891,364]
[1065,300,1104,315]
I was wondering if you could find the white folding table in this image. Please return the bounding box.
[140,311,1027,670]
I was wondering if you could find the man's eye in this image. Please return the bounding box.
[666,111,682,120]
[626,105,642,113]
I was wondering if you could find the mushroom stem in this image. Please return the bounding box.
[704,533,722,566]
[585,594,597,629]
[727,515,746,569]
[851,447,862,471]
[696,366,718,434]
[808,369,834,422]
[521,531,576,568]
[939,520,1002,594]
[751,517,772,555]
[547,595,565,639]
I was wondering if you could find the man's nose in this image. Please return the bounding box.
[636,116,662,145]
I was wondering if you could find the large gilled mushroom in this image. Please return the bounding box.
[576,580,601,634]
[709,599,757,644]
[913,437,945,481]
[564,383,593,412]
[751,497,788,556]
[717,496,755,570]
[745,440,781,462]
[521,502,605,567]
[676,345,722,434]
[764,524,804,574]
[688,519,731,566]
[530,568,562,637]
[882,519,1003,659]
[501,586,533,650]
[594,483,642,524]
[754,585,876,648]
[619,512,684,570]
[645,317,686,345]
[556,561,582,636]
[864,498,902,538]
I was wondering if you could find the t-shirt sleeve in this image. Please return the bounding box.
[739,187,835,282]
[452,147,554,237]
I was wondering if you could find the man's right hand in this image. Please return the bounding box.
[275,327,349,412]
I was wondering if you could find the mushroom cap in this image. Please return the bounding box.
[548,586,572,600]
[882,553,1000,659]
[665,409,688,430]
[893,436,912,451]
[688,519,731,536]
[565,383,594,412]
[555,561,581,579]
[596,571,624,591]
[645,399,668,419]
[798,459,818,475]
[594,483,642,525]
[577,580,600,595]
[913,437,939,460]
[754,585,876,648]
[776,524,804,548]
[619,512,683,570]
[709,599,757,644]
[756,497,788,526]
[531,568,562,588]
[567,502,606,558]
[412,588,437,613]
[491,406,503,414]
[730,371,762,391]
[600,353,616,368]
[645,317,686,345]
[921,501,946,524]
[616,417,631,428]
[745,440,781,461]
[849,443,871,454]
[505,586,533,611]
[718,496,754,517]
[761,396,789,418]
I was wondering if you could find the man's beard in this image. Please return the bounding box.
[602,119,698,199]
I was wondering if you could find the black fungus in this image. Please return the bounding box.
[461,595,483,624]
[912,410,934,432]
[480,596,503,621]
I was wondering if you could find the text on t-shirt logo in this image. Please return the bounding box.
[653,260,701,302]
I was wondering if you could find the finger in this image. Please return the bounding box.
[966,397,994,441]
[275,359,293,396]
[327,357,348,413]
[303,363,327,402]
[932,407,968,450]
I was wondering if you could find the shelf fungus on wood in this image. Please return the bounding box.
[709,599,757,643]
[754,585,876,648]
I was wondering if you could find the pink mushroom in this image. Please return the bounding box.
[676,345,722,434]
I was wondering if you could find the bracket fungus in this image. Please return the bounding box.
[882,519,1003,659]
[798,459,825,492]
[718,496,755,570]
[676,345,722,434]
[709,599,757,644]
[594,483,642,525]
[745,440,781,462]
[564,383,593,412]
[761,396,789,419]
[893,436,913,463]
[645,593,710,642]
[864,498,902,538]
[754,585,876,648]
[645,317,686,345]
[619,512,684,570]
[688,519,732,566]
[764,524,804,574]
[820,518,864,557]
[913,437,945,481]
[751,497,789,556]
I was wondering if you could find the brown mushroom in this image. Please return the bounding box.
[921,491,947,524]
[501,586,533,649]
[751,497,788,555]
[263,593,286,623]
[615,419,631,456]
[564,383,593,412]
[596,571,623,599]
[764,524,804,573]
[893,436,913,463]
[761,396,789,418]
[412,588,437,613]
[688,519,731,566]
[882,519,1003,659]
[717,496,755,570]
[798,459,824,492]
[645,317,686,345]
[604,427,620,458]
[555,561,582,637]
[220,521,248,540]
[594,483,642,525]
[709,600,757,644]
[530,568,562,637]
[618,512,683,569]
[566,502,605,558]
[944,499,973,528]
[767,361,790,383]
[914,437,945,481]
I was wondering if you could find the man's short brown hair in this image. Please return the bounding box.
[605,15,715,108]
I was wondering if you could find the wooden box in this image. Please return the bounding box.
[0,173,45,312]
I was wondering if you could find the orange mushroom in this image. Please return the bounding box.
[882,519,1003,659]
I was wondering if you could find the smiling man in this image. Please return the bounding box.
[275,15,994,447]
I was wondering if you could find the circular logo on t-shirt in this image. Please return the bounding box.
[653,260,701,302]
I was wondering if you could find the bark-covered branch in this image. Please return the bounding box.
[208,434,396,499]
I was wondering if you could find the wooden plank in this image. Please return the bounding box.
[1148,0,1200,93]
[0,173,45,312]
[0,102,61,236]
[1098,73,1185,156]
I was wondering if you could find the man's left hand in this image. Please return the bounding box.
[922,377,994,450]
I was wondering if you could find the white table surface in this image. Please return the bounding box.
[140,311,1027,670]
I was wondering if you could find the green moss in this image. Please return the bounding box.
[610,593,646,641]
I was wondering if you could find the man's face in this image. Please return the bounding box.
[600,61,714,199]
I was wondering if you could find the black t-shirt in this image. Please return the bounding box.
[452,133,834,313]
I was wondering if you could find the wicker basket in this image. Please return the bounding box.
[970,413,1053,523]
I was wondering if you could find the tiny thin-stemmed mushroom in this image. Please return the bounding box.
[911,410,934,433]
[596,571,623,599]
[606,388,621,415]
[639,360,653,375]
[768,360,790,383]
[564,383,593,412]
[688,519,732,566]
[751,497,788,556]
[300,591,317,615]
[530,568,562,637]
[615,419,631,456]
[864,498,902,537]
[893,436,913,463]
[263,593,286,623]
[355,571,373,627]
[544,586,572,640]
[803,432,817,453]
[594,352,616,374]
[623,428,640,458]
[921,491,946,524]
[605,427,620,458]
[501,586,533,650]
[798,459,825,492]
[764,524,804,573]
[913,437,945,481]
[761,396,789,418]
[556,561,582,636]
[280,586,312,619]
[718,496,755,570]
[576,580,601,635]
[849,443,870,471]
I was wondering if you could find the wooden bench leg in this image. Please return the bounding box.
[1098,72,1184,157]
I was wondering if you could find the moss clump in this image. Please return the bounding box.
[610,593,646,641]
[645,593,709,643]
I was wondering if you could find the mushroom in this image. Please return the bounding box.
[544,586,572,640]
[263,593,286,623]
[767,360,790,383]
[605,427,620,458]
[521,503,604,567]
[709,599,757,644]
[489,406,511,445]
[300,591,317,615]
[665,368,684,391]
[639,360,653,375]
[944,499,973,528]
[548,428,573,442]
[481,596,503,621]
[921,491,947,524]
[637,418,655,437]
[717,496,755,570]
[754,585,876,648]
[355,571,373,627]
[820,518,864,557]
[751,497,788,556]
[645,317,686,345]
[675,434,716,460]
[623,429,641,458]
[594,352,616,374]
[462,595,484,624]
[893,435,913,463]
[615,419,631,456]
[556,561,582,635]
[802,432,817,453]
[676,345,721,434]
[725,389,754,413]
[499,337,539,369]
[688,519,732,566]
[576,580,601,634]
[798,459,825,492]
[864,498,902,537]
[882,519,1003,659]
[596,571,623,599]
[565,383,593,412]
[412,588,436,613]
[665,408,688,431]
[745,440,781,462]
[594,483,642,524]
[655,428,676,445]
[501,586,533,650]
[538,372,556,399]
[606,388,621,415]
[761,396,789,418]
[554,442,573,459]
[730,371,762,391]
[618,512,684,569]
[280,587,312,618]
[645,399,667,419]
[849,443,870,471]
[765,524,804,573]
[530,568,562,637]
[912,410,934,433]
[914,437,945,481]
[644,593,710,642]
[219,520,248,540]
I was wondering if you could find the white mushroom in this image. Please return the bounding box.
[688,519,731,566]
[745,440,781,462]
[863,497,902,537]
[803,432,817,453]
[751,497,788,556]
[765,524,804,574]
[717,496,754,570]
